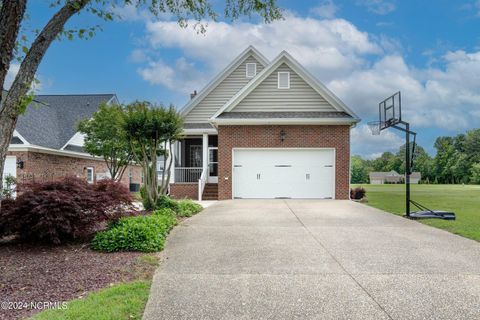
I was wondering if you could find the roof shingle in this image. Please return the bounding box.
[15,94,116,150]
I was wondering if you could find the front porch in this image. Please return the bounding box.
[169,134,218,200]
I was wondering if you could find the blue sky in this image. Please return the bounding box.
[9,0,480,158]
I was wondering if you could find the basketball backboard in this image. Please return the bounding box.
[379,91,401,130]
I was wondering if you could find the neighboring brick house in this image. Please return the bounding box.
[167,46,360,200]
[4,94,142,190]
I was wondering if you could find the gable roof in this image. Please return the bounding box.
[211,51,360,123]
[180,46,269,119]
[15,94,117,150]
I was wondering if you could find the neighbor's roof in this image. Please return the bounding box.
[15,94,117,150]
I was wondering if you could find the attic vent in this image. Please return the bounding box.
[246,63,256,78]
[278,72,290,89]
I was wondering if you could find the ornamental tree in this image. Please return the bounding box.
[122,102,183,207]
[78,102,132,181]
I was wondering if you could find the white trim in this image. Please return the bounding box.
[246,62,257,78]
[211,51,361,121]
[179,46,269,118]
[277,71,290,89]
[106,94,119,105]
[8,144,102,160]
[207,146,218,183]
[231,147,336,200]
[60,132,85,150]
[182,128,218,135]
[12,130,30,145]
[212,117,357,126]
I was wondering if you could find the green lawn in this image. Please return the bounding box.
[32,281,151,320]
[353,184,480,241]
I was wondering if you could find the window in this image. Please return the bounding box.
[246,63,257,78]
[278,72,290,89]
[86,167,94,184]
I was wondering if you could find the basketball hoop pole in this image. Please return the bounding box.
[390,121,416,217]
[374,91,455,220]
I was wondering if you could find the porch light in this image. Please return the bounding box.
[280,129,286,142]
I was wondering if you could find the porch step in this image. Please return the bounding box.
[202,183,218,200]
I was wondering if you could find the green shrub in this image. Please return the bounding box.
[91,214,177,253]
[155,195,179,212]
[177,199,203,217]
[153,208,176,218]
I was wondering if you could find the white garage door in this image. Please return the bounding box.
[3,156,17,188]
[233,149,335,199]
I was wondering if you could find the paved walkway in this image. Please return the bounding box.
[143,200,480,320]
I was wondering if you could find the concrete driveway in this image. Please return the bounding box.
[143,200,480,320]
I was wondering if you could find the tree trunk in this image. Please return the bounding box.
[0,0,90,203]
[0,1,27,202]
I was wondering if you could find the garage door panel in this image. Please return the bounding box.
[233,149,334,199]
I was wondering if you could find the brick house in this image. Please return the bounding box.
[5,94,142,190]
[167,46,360,200]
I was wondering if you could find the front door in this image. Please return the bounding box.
[208,147,218,183]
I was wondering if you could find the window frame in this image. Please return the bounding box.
[86,167,94,184]
[277,71,290,89]
[246,63,257,78]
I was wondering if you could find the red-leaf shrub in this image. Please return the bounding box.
[0,177,133,244]
[350,187,366,200]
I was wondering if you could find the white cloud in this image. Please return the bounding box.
[310,0,338,19]
[356,0,396,15]
[138,57,207,94]
[142,13,381,81]
[130,10,480,143]
[351,124,404,158]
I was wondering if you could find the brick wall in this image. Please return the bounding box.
[6,151,142,188]
[217,125,351,200]
[170,183,198,200]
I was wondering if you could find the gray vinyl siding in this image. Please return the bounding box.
[231,63,337,113]
[184,56,264,123]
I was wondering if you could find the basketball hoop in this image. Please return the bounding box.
[367,120,383,136]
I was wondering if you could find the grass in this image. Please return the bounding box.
[353,184,480,241]
[31,281,151,320]
[31,254,159,320]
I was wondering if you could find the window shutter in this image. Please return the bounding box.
[246,63,256,78]
[278,72,290,89]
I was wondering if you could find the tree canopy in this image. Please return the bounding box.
[351,128,480,184]
[78,102,132,181]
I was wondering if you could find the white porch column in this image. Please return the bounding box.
[202,133,208,174]
[169,141,175,184]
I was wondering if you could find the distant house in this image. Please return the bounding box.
[369,170,421,184]
[409,172,421,184]
[5,94,142,190]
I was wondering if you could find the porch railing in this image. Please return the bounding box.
[198,168,207,201]
[174,167,202,183]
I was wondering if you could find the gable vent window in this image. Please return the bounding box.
[246,63,257,78]
[278,72,290,89]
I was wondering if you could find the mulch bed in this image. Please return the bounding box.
[0,242,156,320]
